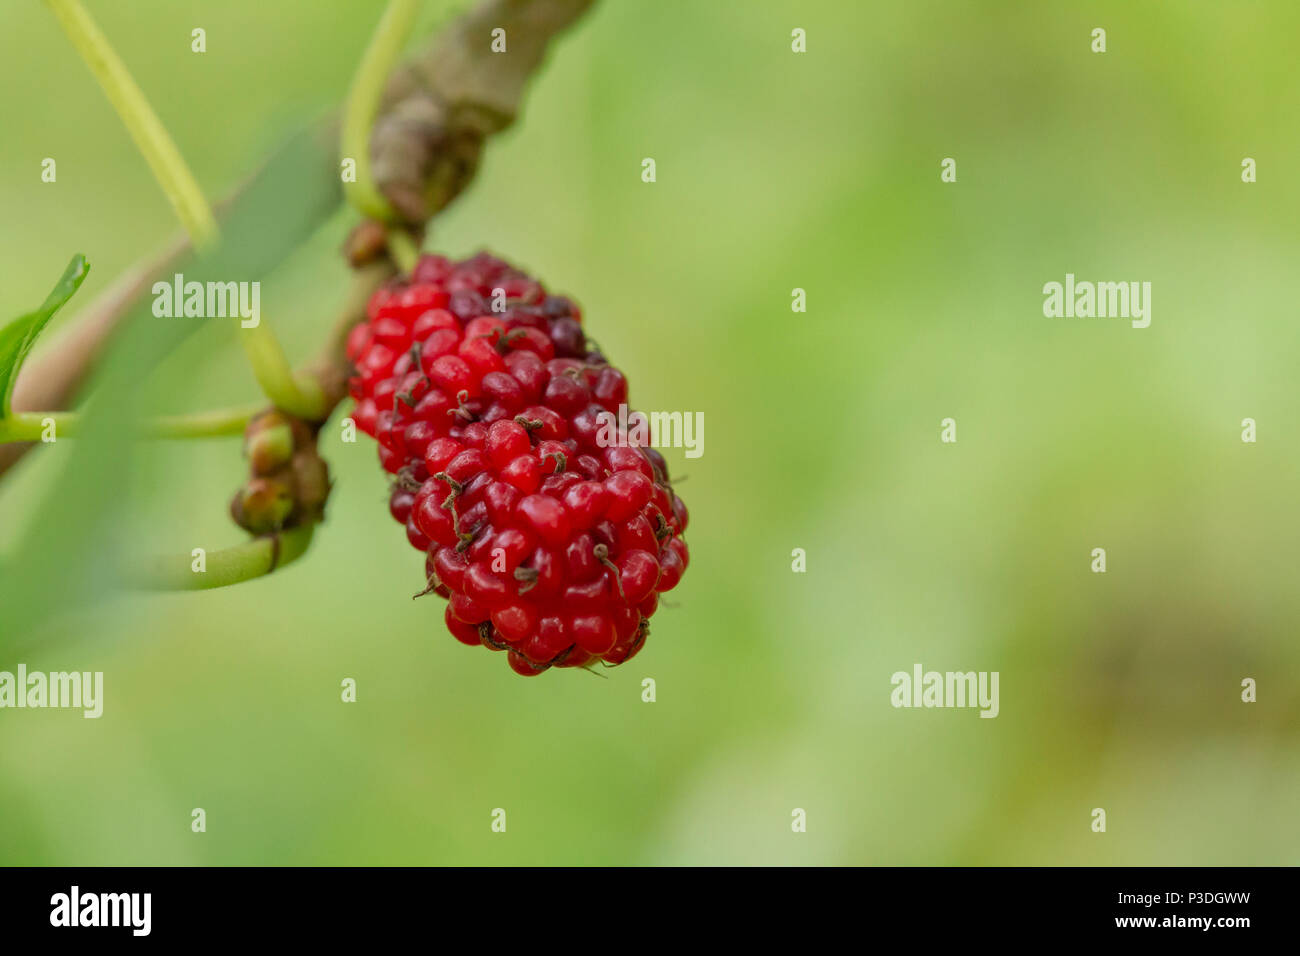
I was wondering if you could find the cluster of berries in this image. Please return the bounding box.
[346,252,688,675]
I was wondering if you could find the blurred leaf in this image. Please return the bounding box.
[0,254,89,418]
[0,124,342,654]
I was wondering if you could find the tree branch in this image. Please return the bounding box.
[373,0,596,222]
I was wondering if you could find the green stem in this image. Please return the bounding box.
[342,0,420,221]
[125,524,316,590]
[386,228,421,273]
[0,404,262,443]
[44,0,219,249]
[145,403,261,438]
[237,330,328,420]
[0,413,72,442]
[145,403,262,438]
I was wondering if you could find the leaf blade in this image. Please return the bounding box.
[0,254,90,418]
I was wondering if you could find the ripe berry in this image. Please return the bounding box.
[348,252,689,674]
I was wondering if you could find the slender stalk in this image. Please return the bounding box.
[386,228,421,273]
[0,404,262,443]
[125,524,316,590]
[44,0,219,248]
[342,0,421,221]
[0,413,74,443]
[237,332,328,420]
[146,403,262,438]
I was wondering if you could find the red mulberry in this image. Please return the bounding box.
[347,252,689,675]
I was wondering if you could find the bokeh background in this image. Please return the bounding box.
[2,0,1298,865]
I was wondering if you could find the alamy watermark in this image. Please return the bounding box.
[152,273,260,327]
[890,664,999,718]
[1043,273,1151,328]
[596,404,703,458]
[50,886,150,936]
[0,664,103,718]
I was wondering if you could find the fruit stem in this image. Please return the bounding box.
[0,404,262,443]
[125,523,316,590]
[145,403,264,438]
[0,413,67,443]
[342,0,421,222]
[386,227,421,273]
[44,0,219,249]
[238,328,329,420]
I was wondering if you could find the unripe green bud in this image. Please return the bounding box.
[246,422,295,476]
[231,475,295,534]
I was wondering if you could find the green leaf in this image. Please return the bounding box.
[0,253,90,418]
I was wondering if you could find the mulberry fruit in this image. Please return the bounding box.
[346,252,689,675]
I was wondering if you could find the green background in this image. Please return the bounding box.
[1,0,1298,865]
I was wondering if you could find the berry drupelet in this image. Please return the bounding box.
[346,252,689,675]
